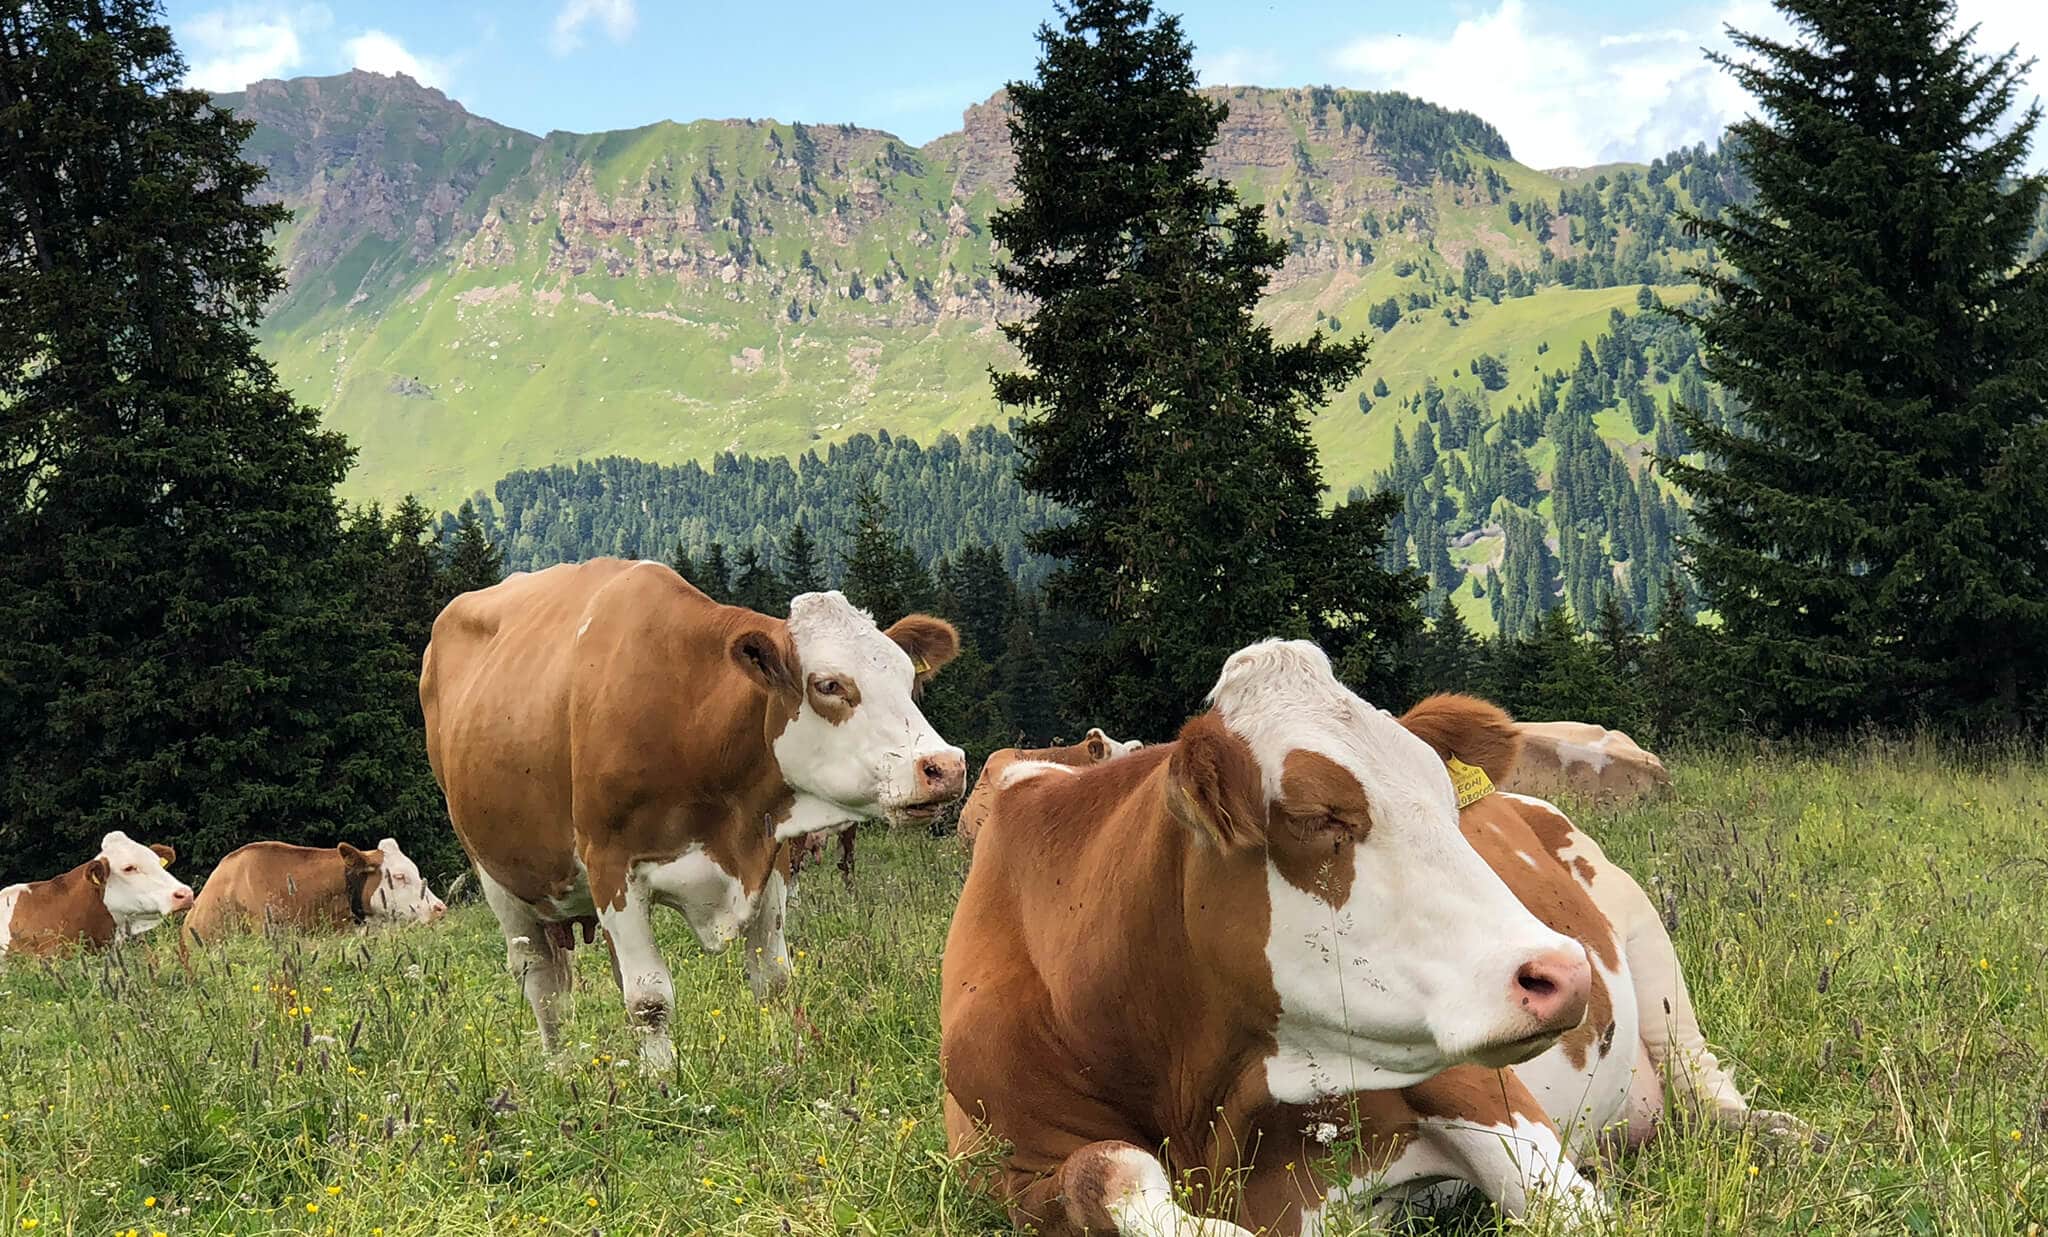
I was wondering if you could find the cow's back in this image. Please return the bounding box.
[1503,720,1671,803]
[0,869,114,958]
[186,842,357,938]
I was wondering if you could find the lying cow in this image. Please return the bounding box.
[956,727,1144,852]
[184,838,446,941]
[0,832,193,959]
[1504,719,1672,803]
[942,642,1801,1235]
[422,559,965,1069]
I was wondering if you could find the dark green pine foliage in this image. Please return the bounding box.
[1417,598,1484,696]
[730,547,786,617]
[0,1,438,875]
[441,499,505,599]
[779,521,827,594]
[990,0,1419,729]
[697,542,732,602]
[840,485,930,625]
[378,496,446,659]
[667,539,697,584]
[1669,0,2048,731]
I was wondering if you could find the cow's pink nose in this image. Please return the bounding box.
[917,753,966,801]
[170,887,195,910]
[429,901,447,922]
[1513,948,1592,1033]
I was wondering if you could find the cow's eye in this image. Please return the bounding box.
[122,865,137,874]
[815,678,843,697]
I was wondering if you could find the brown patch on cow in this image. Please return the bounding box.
[1268,750,1372,906]
[1398,693,1523,786]
[1406,1062,1553,1129]
[958,737,1128,851]
[805,670,861,725]
[1460,797,1621,1070]
[4,859,118,957]
[884,614,960,685]
[149,843,177,867]
[1165,713,1267,849]
[186,842,390,940]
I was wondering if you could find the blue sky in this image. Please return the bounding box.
[166,0,2044,169]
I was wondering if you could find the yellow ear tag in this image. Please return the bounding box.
[1447,757,1494,809]
[911,656,932,675]
[160,856,170,867]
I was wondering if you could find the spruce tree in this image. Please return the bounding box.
[1418,598,1483,696]
[382,496,445,659]
[0,1,436,874]
[990,0,1418,729]
[779,521,827,594]
[842,485,926,624]
[698,541,732,601]
[1669,0,2048,731]
[667,538,697,584]
[441,500,505,598]
[730,546,785,617]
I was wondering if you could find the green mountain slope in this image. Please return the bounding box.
[222,73,1734,516]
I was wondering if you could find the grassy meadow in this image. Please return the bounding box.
[1,745,2044,1235]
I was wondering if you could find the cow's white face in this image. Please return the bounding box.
[95,831,194,938]
[756,592,966,829]
[1176,641,1591,1101]
[364,838,446,925]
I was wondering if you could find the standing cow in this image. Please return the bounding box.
[422,559,964,1068]
[956,728,1144,853]
[942,643,1800,1235]
[184,838,447,941]
[0,832,194,959]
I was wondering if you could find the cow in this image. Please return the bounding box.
[941,642,1802,1235]
[0,832,194,959]
[957,728,1144,852]
[421,558,965,1069]
[1504,719,1672,804]
[184,838,447,941]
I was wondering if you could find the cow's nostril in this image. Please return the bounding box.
[1515,966,1558,997]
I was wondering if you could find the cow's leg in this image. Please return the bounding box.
[742,870,791,1001]
[596,877,676,1072]
[836,824,857,891]
[1008,1143,1258,1237]
[477,868,571,1054]
[1393,1069,1605,1227]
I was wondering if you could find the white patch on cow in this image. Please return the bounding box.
[596,878,676,1071]
[773,591,963,823]
[575,617,593,640]
[0,884,23,955]
[1414,1115,1605,1223]
[365,838,446,925]
[1510,951,1641,1155]
[1086,726,1145,758]
[1099,1146,1260,1237]
[995,759,1078,790]
[1205,642,1587,1100]
[96,832,194,939]
[636,846,755,952]
[774,792,864,841]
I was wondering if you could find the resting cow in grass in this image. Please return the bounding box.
[422,558,965,1069]
[957,727,1144,853]
[1503,719,1673,804]
[0,832,193,959]
[184,838,446,942]
[941,641,1804,1235]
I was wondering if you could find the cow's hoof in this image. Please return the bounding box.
[636,1033,676,1075]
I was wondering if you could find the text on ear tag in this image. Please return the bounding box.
[1447,757,1495,809]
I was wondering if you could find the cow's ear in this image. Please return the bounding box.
[1165,713,1267,849]
[337,843,378,871]
[885,615,960,682]
[84,857,110,887]
[149,843,176,868]
[1398,693,1521,786]
[1085,728,1110,761]
[731,628,798,699]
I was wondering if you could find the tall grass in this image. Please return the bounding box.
[0,746,2042,1234]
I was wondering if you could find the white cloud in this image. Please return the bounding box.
[182,6,323,91]
[551,0,638,56]
[1330,0,2044,169]
[1197,47,1283,86]
[343,29,449,89]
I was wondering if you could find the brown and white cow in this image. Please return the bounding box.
[1503,720,1672,804]
[941,643,1801,1235]
[0,833,194,959]
[421,558,964,1069]
[184,838,446,941]
[956,727,1144,852]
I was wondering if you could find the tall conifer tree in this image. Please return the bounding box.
[1670,0,2048,730]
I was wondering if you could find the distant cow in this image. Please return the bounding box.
[1504,720,1672,803]
[422,559,965,1069]
[0,832,194,959]
[956,728,1144,852]
[185,838,446,941]
[941,645,1800,1235]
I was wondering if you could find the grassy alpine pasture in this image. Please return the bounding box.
[1,746,2044,1235]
